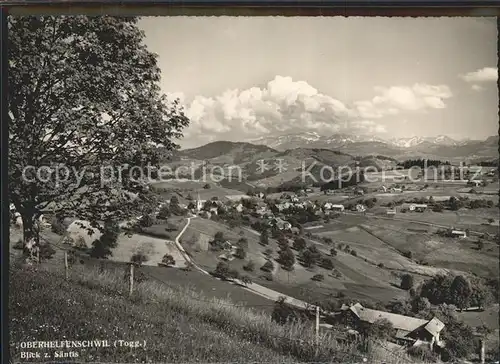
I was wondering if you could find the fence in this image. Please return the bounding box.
[12,231,430,364]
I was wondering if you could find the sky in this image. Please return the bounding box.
[139,17,498,149]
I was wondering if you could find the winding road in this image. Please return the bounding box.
[173,216,317,311]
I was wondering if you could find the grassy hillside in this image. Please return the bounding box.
[9,259,377,363]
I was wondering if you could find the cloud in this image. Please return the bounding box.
[180,76,360,145]
[354,83,453,118]
[175,76,452,147]
[471,84,485,92]
[350,120,387,134]
[460,67,498,83]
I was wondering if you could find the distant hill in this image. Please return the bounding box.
[161,135,497,190]
[166,141,400,189]
[248,133,499,161]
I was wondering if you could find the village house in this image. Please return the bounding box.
[339,303,445,349]
[391,187,403,193]
[235,203,244,213]
[451,230,467,239]
[408,203,428,212]
[386,209,397,215]
[324,203,345,212]
[272,217,292,231]
[355,204,366,213]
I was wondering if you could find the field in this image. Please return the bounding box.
[111,234,187,268]
[180,218,410,305]
[151,180,246,203]
[359,218,499,278]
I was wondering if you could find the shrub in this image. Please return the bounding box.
[131,252,149,266]
[161,254,175,266]
[330,248,337,256]
[214,261,238,280]
[38,243,56,261]
[402,250,413,259]
[320,257,334,270]
[407,345,438,362]
[261,260,274,273]
[350,250,358,257]
[51,216,66,235]
[234,246,247,259]
[332,269,342,279]
[271,297,308,325]
[377,263,384,268]
[400,274,414,290]
[243,260,255,272]
[90,220,120,259]
[311,274,324,282]
[139,214,155,228]
[292,237,307,251]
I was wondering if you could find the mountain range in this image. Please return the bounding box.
[246,133,499,161]
[167,134,497,188]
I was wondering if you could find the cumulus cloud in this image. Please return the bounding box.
[354,83,453,118]
[174,76,452,147]
[181,76,358,145]
[350,120,387,134]
[471,84,485,92]
[460,67,498,83]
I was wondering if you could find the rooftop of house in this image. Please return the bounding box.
[342,303,444,336]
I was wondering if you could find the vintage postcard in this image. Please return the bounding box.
[6,11,499,364]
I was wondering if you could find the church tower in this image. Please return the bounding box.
[196,192,203,212]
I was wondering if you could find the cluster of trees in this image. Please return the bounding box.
[90,220,121,259]
[213,261,239,280]
[281,206,320,224]
[439,196,494,211]
[277,242,295,271]
[265,183,309,194]
[234,238,248,259]
[397,159,450,169]
[418,274,495,311]
[209,231,227,251]
[476,160,498,167]
[298,245,322,268]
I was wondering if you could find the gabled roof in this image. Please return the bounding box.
[346,303,444,336]
[424,317,445,336]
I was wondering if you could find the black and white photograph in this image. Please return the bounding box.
[6,13,500,364]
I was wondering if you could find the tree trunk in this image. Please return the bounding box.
[21,209,40,262]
